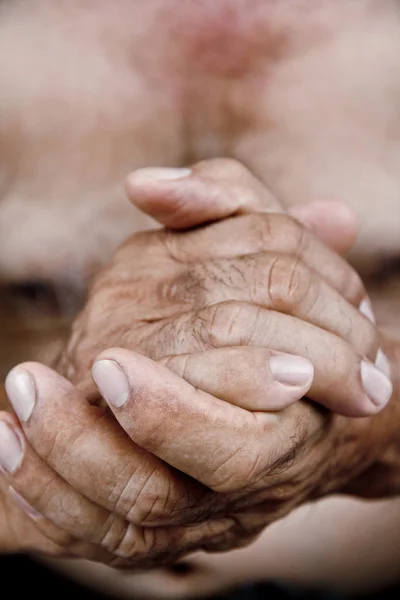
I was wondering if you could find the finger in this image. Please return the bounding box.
[0,414,230,565]
[126,160,358,255]
[168,253,378,359]
[159,348,314,411]
[91,349,323,492]
[141,303,393,416]
[289,199,359,254]
[4,365,206,527]
[157,213,365,307]
[126,158,362,303]
[125,158,281,229]
[0,467,62,556]
[159,341,388,417]
[0,413,122,561]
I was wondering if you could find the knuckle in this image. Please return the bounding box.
[243,213,304,254]
[30,477,96,546]
[99,515,142,559]
[161,354,191,384]
[171,260,248,309]
[48,531,77,553]
[194,520,237,553]
[208,432,267,494]
[197,301,259,348]
[169,263,210,307]
[100,521,175,563]
[209,457,245,493]
[267,255,313,313]
[267,212,305,246]
[37,519,78,553]
[240,213,274,251]
[280,214,306,251]
[42,425,85,471]
[160,229,188,264]
[116,470,175,527]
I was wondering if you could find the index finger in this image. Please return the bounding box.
[159,347,314,411]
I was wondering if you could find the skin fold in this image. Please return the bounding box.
[0,0,400,597]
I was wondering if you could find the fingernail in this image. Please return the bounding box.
[359,298,376,324]
[0,421,23,474]
[92,360,130,408]
[376,349,391,378]
[361,361,393,407]
[128,167,192,185]
[269,354,314,387]
[8,487,43,520]
[5,368,36,423]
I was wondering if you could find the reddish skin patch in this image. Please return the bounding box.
[160,0,340,79]
[163,0,281,78]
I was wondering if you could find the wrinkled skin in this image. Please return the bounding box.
[1,159,399,571]
[0,0,400,582]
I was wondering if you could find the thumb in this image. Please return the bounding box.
[125,165,280,229]
[125,167,358,253]
[159,347,314,412]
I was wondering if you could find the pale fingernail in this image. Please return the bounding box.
[269,354,314,387]
[359,298,376,324]
[128,167,192,185]
[5,368,36,423]
[0,421,23,474]
[361,361,393,408]
[376,349,391,378]
[8,487,43,520]
[92,360,130,408]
